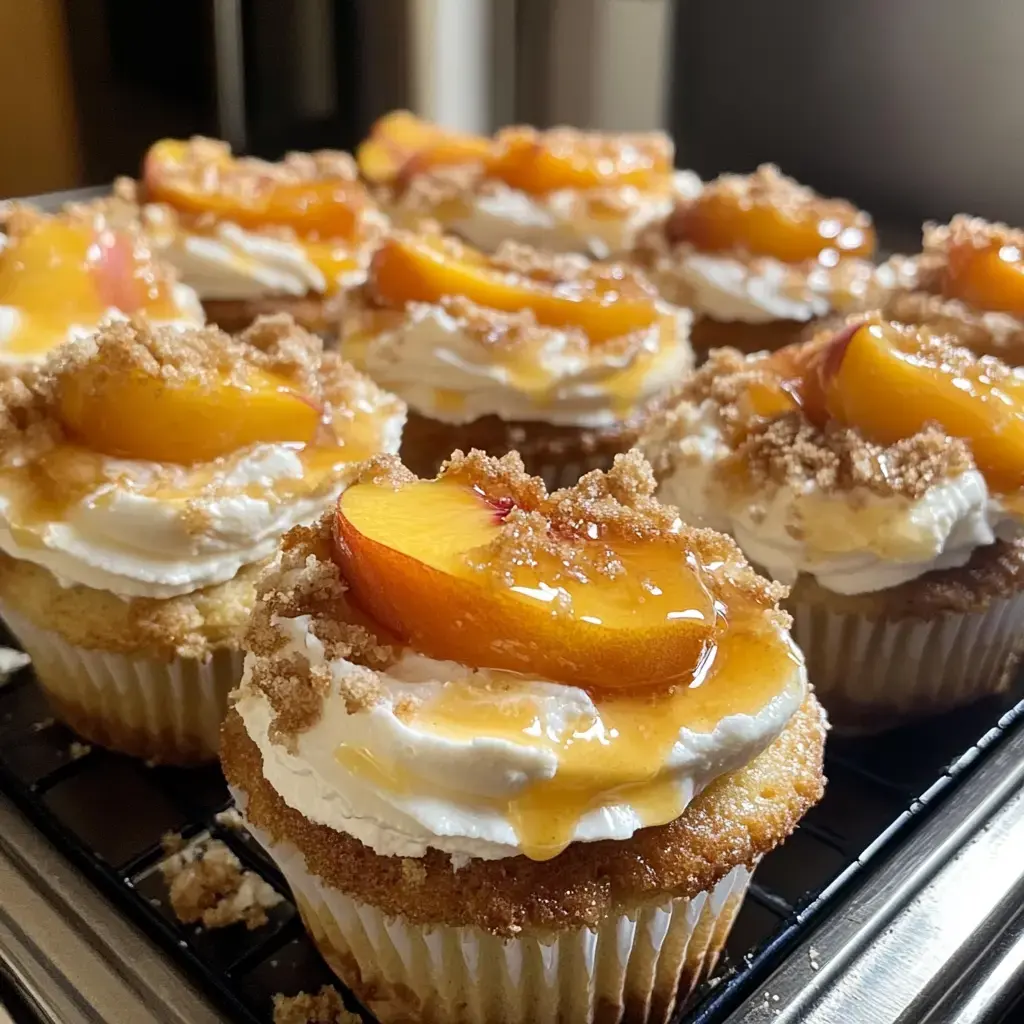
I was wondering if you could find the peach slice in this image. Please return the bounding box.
[333,477,719,690]
[820,320,1024,491]
[144,139,361,239]
[943,240,1024,317]
[371,235,660,343]
[672,190,876,263]
[58,366,322,464]
[356,111,493,186]
[488,127,671,195]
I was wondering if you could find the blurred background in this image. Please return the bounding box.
[2,0,1022,240]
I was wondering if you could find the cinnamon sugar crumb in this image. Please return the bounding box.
[272,986,359,1024]
[159,836,281,931]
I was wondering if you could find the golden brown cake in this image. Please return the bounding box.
[0,315,405,762]
[357,110,702,258]
[222,450,826,1023]
[341,230,694,487]
[639,317,1024,730]
[129,137,386,335]
[638,165,888,359]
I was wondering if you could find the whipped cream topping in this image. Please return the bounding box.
[448,170,702,259]
[235,611,805,864]
[350,302,693,428]
[0,409,404,601]
[661,249,884,324]
[648,402,1022,594]
[143,206,385,302]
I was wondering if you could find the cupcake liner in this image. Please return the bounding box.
[400,410,631,490]
[788,590,1024,732]
[238,808,751,1024]
[1,606,242,764]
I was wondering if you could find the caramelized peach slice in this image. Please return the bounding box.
[144,139,361,238]
[673,191,876,263]
[0,217,183,358]
[58,366,322,464]
[356,111,492,185]
[371,235,659,343]
[943,241,1024,317]
[334,478,718,690]
[820,320,1024,491]
[488,128,671,196]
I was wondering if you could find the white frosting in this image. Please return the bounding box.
[450,171,701,259]
[357,303,693,428]
[651,403,1022,594]
[0,286,204,365]
[235,612,805,863]
[0,404,405,600]
[671,251,833,324]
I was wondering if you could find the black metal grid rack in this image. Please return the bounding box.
[0,660,1022,1024]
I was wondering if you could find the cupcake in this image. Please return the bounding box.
[640,164,885,359]
[0,315,405,762]
[222,449,826,1024]
[130,137,387,334]
[881,215,1024,365]
[639,317,1024,730]
[0,197,203,366]
[357,110,702,258]
[341,229,693,487]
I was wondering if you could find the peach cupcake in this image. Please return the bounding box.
[130,137,387,334]
[639,317,1024,730]
[357,110,702,258]
[0,197,203,366]
[640,165,885,358]
[0,315,405,763]
[341,230,693,487]
[881,215,1024,365]
[221,450,826,1024]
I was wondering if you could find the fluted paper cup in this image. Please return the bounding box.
[238,809,752,1024]
[788,591,1024,732]
[2,606,242,763]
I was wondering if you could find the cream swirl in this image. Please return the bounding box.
[354,303,693,428]
[647,403,1022,595]
[450,170,703,259]
[0,411,404,601]
[234,612,806,864]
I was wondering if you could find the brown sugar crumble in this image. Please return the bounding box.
[641,327,988,500]
[272,986,360,1024]
[159,833,282,931]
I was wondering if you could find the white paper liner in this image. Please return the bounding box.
[789,589,1024,731]
[237,805,752,1024]
[1,606,242,763]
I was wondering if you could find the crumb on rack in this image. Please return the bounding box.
[272,986,360,1024]
[68,740,92,760]
[159,835,281,931]
[214,807,245,830]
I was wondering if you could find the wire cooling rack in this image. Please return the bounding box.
[0,662,1021,1023]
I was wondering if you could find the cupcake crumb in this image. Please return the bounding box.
[160,836,281,930]
[68,740,92,760]
[272,986,359,1024]
[0,647,29,683]
[214,807,245,830]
